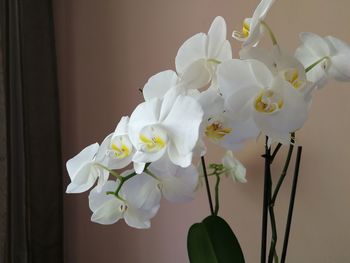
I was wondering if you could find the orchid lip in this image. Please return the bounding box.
[139,125,168,153]
[205,121,232,140]
[254,90,284,114]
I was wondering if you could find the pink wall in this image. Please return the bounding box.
[54,0,350,262]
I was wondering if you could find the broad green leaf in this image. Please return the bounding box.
[187,215,245,263]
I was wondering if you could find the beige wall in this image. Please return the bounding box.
[53,0,350,262]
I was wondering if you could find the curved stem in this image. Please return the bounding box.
[111,171,137,200]
[270,143,282,163]
[201,156,215,215]
[268,202,278,263]
[144,169,161,181]
[281,147,303,263]
[107,163,151,201]
[95,163,122,179]
[214,174,221,216]
[261,136,271,263]
[271,133,295,204]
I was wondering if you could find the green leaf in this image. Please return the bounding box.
[187,215,245,263]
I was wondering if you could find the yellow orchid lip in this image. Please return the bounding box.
[139,134,166,152]
[284,68,303,89]
[205,121,232,140]
[243,21,250,38]
[254,90,284,113]
[111,142,131,159]
[233,19,251,39]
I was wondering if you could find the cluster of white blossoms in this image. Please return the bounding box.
[66,0,350,228]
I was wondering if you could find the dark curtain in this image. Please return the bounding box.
[0,2,8,259]
[1,0,63,262]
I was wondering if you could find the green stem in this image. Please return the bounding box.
[268,133,295,263]
[144,169,161,181]
[95,163,121,179]
[207,58,221,64]
[214,174,221,216]
[107,163,151,201]
[305,56,329,73]
[271,133,295,204]
[202,169,232,178]
[261,21,278,46]
[268,202,278,263]
[261,136,271,263]
[201,156,215,215]
[270,143,282,164]
[111,171,137,201]
[281,147,303,263]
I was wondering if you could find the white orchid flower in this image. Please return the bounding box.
[128,86,204,172]
[295,32,350,87]
[206,110,260,151]
[218,59,310,144]
[175,16,232,90]
[146,156,199,203]
[140,69,208,159]
[233,0,276,47]
[66,143,109,194]
[194,87,259,151]
[222,151,247,183]
[89,174,161,228]
[99,116,135,170]
[240,46,316,99]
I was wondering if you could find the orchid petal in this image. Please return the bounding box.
[66,143,99,179]
[167,144,193,168]
[114,116,129,136]
[328,53,350,81]
[216,40,232,62]
[133,162,145,174]
[89,181,124,225]
[121,173,161,210]
[128,98,162,149]
[299,32,330,57]
[175,33,207,74]
[217,59,260,98]
[132,147,167,164]
[207,16,227,58]
[178,59,212,90]
[123,206,159,229]
[162,95,203,157]
[150,159,198,203]
[143,70,178,101]
[91,198,123,225]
